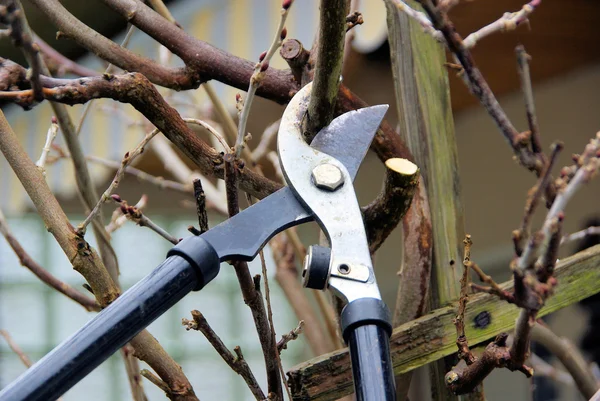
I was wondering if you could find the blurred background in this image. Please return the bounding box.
[1,0,599,400]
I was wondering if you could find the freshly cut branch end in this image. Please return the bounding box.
[385,157,418,175]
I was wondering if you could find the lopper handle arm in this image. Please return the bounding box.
[0,237,220,401]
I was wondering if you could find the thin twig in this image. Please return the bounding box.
[528,353,575,386]
[462,1,540,49]
[0,329,33,367]
[110,195,180,245]
[105,194,147,234]
[252,191,292,401]
[454,235,476,365]
[35,116,58,177]
[193,178,209,234]
[84,154,191,194]
[561,226,600,246]
[513,142,563,256]
[77,128,160,234]
[516,45,542,154]
[183,311,266,400]
[141,369,171,395]
[235,0,293,157]
[0,208,99,311]
[277,321,304,353]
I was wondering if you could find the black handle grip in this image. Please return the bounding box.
[341,298,396,401]
[347,324,396,401]
[0,236,219,401]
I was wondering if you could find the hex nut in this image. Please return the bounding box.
[311,163,344,191]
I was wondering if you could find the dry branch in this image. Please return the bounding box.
[305,0,350,140]
[183,310,266,400]
[0,208,99,311]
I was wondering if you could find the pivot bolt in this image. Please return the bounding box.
[311,163,344,191]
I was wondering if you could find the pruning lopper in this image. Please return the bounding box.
[0,83,396,401]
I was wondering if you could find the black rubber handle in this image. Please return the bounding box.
[0,236,219,401]
[341,298,396,401]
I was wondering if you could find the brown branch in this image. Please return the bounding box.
[280,39,310,85]
[363,158,419,253]
[193,178,209,234]
[0,208,99,311]
[561,226,600,246]
[0,69,281,200]
[445,333,530,395]
[183,310,266,400]
[277,321,305,353]
[393,181,433,326]
[1,329,33,367]
[28,0,198,90]
[110,195,180,245]
[531,323,598,399]
[454,235,475,365]
[516,45,542,154]
[305,0,350,140]
[0,0,43,101]
[0,54,423,264]
[3,2,122,283]
[513,142,563,255]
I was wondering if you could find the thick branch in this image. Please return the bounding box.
[305,0,350,140]
[364,158,419,253]
[28,0,198,90]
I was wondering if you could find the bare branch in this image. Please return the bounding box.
[183,310,266,400]
[110,195,180,245]
[77,128,160,234]
[305,0,350,140]
[235,0,292,157]
[0,330,33,367]
[277,321,304,353]
[35,117,58,177]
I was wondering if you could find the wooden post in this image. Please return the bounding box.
[385,1,484,399]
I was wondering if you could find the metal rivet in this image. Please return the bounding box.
[311,163,344,191]
[338,264,351,275]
